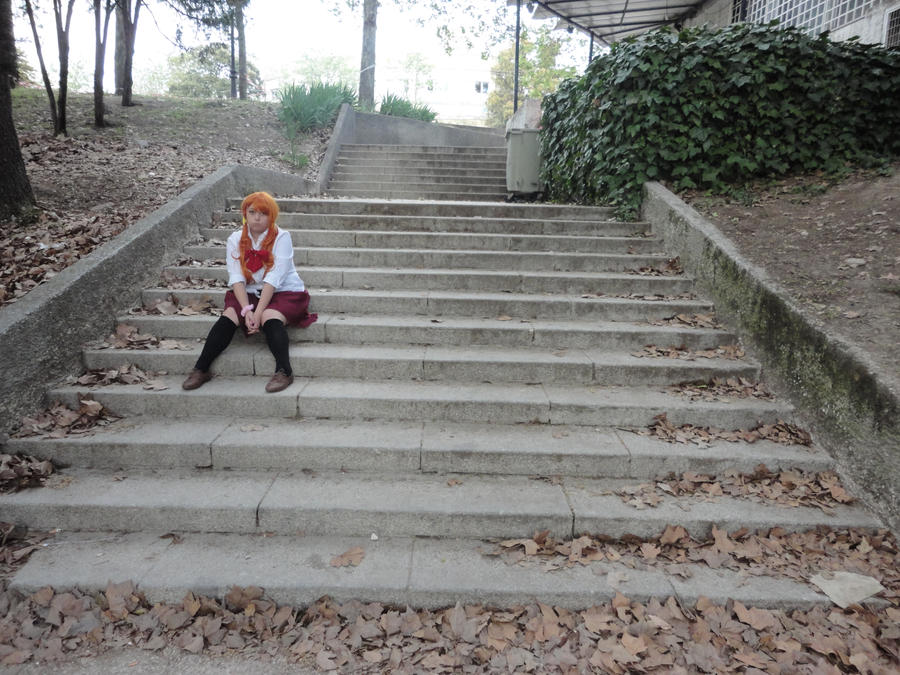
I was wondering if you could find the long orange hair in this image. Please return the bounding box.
[236,192,280,282]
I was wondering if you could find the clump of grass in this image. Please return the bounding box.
[378,94,436,122]
[277,82,356,164]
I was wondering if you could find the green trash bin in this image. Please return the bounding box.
[505,128,542,194]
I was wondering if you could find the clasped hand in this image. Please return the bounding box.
[245,310,261,334]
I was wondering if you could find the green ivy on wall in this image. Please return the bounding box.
[540,23,900,218]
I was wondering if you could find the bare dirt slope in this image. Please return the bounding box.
[681,167,900,385]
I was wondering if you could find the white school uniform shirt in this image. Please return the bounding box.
[225,227,306,295]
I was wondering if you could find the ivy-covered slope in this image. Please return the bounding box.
[541,23,900,216]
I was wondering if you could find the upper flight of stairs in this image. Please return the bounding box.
[2,194,882,610]
[325,145,508,201]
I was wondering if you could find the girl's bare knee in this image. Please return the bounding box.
[222,307,240,325]
[262,309,286,324]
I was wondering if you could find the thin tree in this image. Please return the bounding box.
[0,0,35,219]
[22,0,76,135]
[118,0,142,106]
[233,0,246,99]
[92,0,116,126]
[358,0,377,110]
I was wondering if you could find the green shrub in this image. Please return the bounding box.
[378,94,437,122]
[541,23,900,218]
[277,82,356,166]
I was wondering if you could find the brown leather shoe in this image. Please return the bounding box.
[182,368,212,390]
[265,370,294,393]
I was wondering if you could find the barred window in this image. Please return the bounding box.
[887,8,900,47]
[740,0,875,33]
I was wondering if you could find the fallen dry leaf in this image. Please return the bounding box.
[330,546,365,568]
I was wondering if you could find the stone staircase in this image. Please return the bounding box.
[326,145,507,201]
[2,196,881,609]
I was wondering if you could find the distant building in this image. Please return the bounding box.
[687,0,900,46]
[377,54,494,127]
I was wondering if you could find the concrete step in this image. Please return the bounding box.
[182,245,676,274]
[339,143,507,155]
[47,376,790,428]
[226,198,616,221]
[7,417,830,476]
[337,150,507,163]
[334,158,508,171]
[324,189,509,202]
[82,343,760,386]
[327,181,506,195]
[141,288,713,322]
[165,264,692,295]
[199,229,662,255]
[217,212,646,236]
[0,469,876,540]
[8,530,839,609]
[332,166,507,179]
[120,313,735,351]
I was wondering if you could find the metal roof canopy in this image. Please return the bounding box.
[529,0,708,45]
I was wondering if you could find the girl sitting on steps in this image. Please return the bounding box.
[182,191,317,393]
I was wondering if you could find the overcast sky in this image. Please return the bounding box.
[13,1,588,94]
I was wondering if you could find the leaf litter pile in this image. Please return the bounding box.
[627,257,684,277]
[635,413,812,447]
[0,560,897,672]
[138,296,222,318]
[631,344,745,360]
[13,398,120,439]
[95,324,193,351]
[493,526,898,600]
[0,456,54,493]
[612,465,854,513]
[650,312,721,329]
[669,377,775,402]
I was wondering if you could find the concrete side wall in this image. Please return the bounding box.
[353,110,504,147]
[642,182,899,533]
[315,104,358,194]
[0,166,313,435]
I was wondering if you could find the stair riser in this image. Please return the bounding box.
[120,315,735,351]
[333,168,507,179]
[83,349,759,386]
[213,217,645,236]
[3,495,868,541]
[8,415,831,477]
[49,388,788,429]
[182,246,675,273]
[328,182,506,194]
[141,289,712,321]
[339,145,506,154]
[325,190,509,201]
[165,266,691,295]
[226,199,616,221]
[336,153,506,164]
[200,231,662,255]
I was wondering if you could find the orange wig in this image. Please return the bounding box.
[237,192,280,282]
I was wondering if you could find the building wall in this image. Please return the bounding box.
[685,0,899,45]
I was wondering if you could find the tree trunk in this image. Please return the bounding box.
[53,0,76,136]
[93,0,114,127]
[358,0,378,111]
[0,0,35,220]
[23,0,59,134]
[120,0,142,107]
[236,1,247,100]
[114,3,125,95]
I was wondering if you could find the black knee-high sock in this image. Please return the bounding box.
[194,316,237,372]
[262,318,292,375]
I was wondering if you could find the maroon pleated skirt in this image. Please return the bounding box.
[224,290,317,329]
